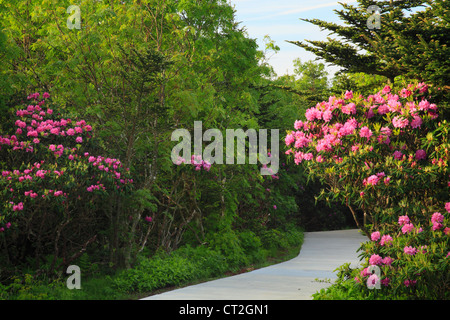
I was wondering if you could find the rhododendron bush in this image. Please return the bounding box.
[0,93,134,272]
[286,83,449,299]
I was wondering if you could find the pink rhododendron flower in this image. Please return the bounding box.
[145,216,153,222]
[404,246,417,255]
[400,88,412,98]
[359,126,372,139]
[15,120,26,128]
[377,104,389,114]
[285,134,295,146]
[431,212,444,224]
[27,130,38,137]
[12,202,24,211]
[366,175,379,186]
[381,278,390,287]
[360,267,370,277]
[175,156,185,165]
[36,170,46,178]
[398,215,410,226]
[388,99,402,112]
[446,203,450,213]
[418,100,430,111]
[322,110,333,122]
[432,222,443,231]
[202,161,211,171]
[76,136,83,143]
[342,103,356,115]
[381,85,391,94]
[305,108,320,121]
[382,256,393,265]
[410,116,422,129]
[294,120,303,130]
[369,254,382,265]
[416,82,428,93]
[401,223,414,234]
[415,149,426,161]
[393,150,403,160]
[371,231,380,241]
[344,90,353,99]
[404,279,417,287]
[392,116,409,128]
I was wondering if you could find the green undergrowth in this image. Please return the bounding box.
[0,226,304,300]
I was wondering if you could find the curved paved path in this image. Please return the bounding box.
[142,229,367,300]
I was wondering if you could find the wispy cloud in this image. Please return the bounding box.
[230,0,353,76]
[232,0,357,21]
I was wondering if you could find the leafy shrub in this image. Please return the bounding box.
[286,82,449,299]
[113,245,229,294]
[204,229,249,270]
[0,92,134,274]
[0,274,64,300]
[238,230,268,264]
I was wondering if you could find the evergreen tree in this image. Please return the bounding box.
[287,0,449,88]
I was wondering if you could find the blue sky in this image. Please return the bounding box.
[228,0,358,78]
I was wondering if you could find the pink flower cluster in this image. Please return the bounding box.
[363,203,449,288]
[431,212,444,231]
[398,215,423,234]
[1,93,135,232]
[12,202,24,211]
[84,153,133,187]
[175,155,212,171]
[286,84,439,168]
[370,231,393,246]
[1,92,92,156]
[363,172,390,187]
[368,254,393,266]
[404,246,417,256]
[87,184,106,192]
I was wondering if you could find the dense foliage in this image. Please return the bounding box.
[0,0,347,298]
[1,0,446,301]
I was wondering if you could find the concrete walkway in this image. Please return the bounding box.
[141,229,367,300]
